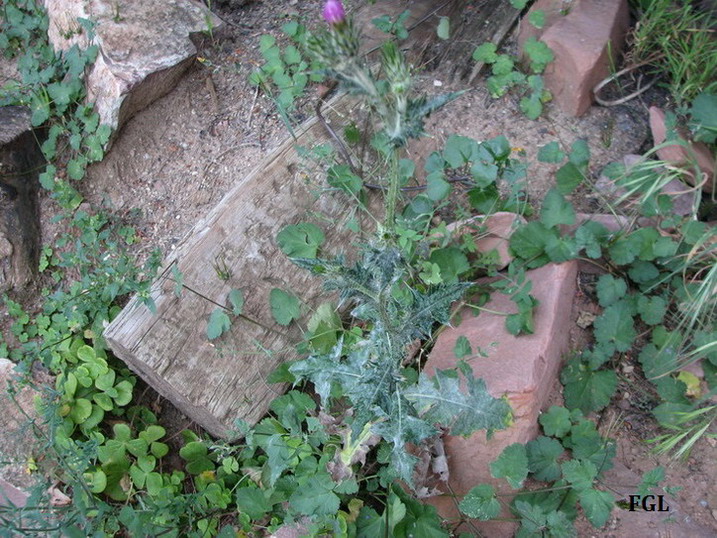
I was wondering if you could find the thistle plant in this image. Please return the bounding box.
[307,0,463,231]
[275,2,510,490]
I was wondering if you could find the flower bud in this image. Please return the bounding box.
[323,0,345,25]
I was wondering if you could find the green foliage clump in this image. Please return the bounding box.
[508,136,716,458]
[459,406,618,534]
[471,37,554,119]
[249,21,325,113]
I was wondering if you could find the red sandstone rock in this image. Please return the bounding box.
[519,0,630,116]
[423,261,578,535]
[649,107,716,193]
[517,0,567,49]
[474,212,527,270]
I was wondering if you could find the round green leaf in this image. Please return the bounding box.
[113,380,134,406]
[69,398,93,424]
[84,469,107,493]
[276,223,325,258]
[93,392,114,412]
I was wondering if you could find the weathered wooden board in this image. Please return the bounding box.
[106,94,368,438]
[105,0,464,438]
[432,0,523,83]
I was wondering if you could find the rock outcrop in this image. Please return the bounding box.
[43,0,223,132]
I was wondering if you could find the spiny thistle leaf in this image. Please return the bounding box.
[404,362,511,436]
[399,282,471,340]
[373,397,438,487]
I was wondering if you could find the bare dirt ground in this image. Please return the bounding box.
[4,0,716,535]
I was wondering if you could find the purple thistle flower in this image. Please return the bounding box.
[323,0,345,25]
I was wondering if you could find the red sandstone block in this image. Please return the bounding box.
[519,0,630,116]
[423,260,578,535]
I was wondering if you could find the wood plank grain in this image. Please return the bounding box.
[431,0,523,83]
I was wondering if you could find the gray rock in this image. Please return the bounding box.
[43,0,224,132]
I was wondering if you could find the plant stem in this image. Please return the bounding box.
[384,149,400,234]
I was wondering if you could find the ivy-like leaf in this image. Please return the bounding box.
[561,459,598,492]
[523,37,554,73]
[689,92,717,143]
[429,247,469,283]
[555,162,584,194]
[528,9,545,29]
[459,483,501,520]
[574,222,606,259]
[289,473,340,516]
[327,164,362,196]
[593,301,636,352]
[276,223,325,258]
[637,466,665,497]
[526,436,564,482]
[636,295,667,326]
[443,135,478,168]
[561,357,617,414]
[236,486,272,520]
[227,289,244,316]
[472,42,498,63]
[520,94,543,120]
[490,443,528,489]
[454,336,472,359]
[628,260,659,284]
[595,275,627,307]
[509,221,552,261]
[206,308,231,340]
[537,141,565,163]
[541,189,575,229]
[568,139,590,168]
[426,171,451,201]
[579,488,614,528]
[565,420,616,472]
[539,406,571,438]
[270,288,301,326]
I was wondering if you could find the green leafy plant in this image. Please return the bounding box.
[371,9,411,40]
[471,37,554,119]
[54,341,135,442]
[459,406,617,535]
[688,91,717,144]
[249,21,325,114]
[508,137,716,458]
